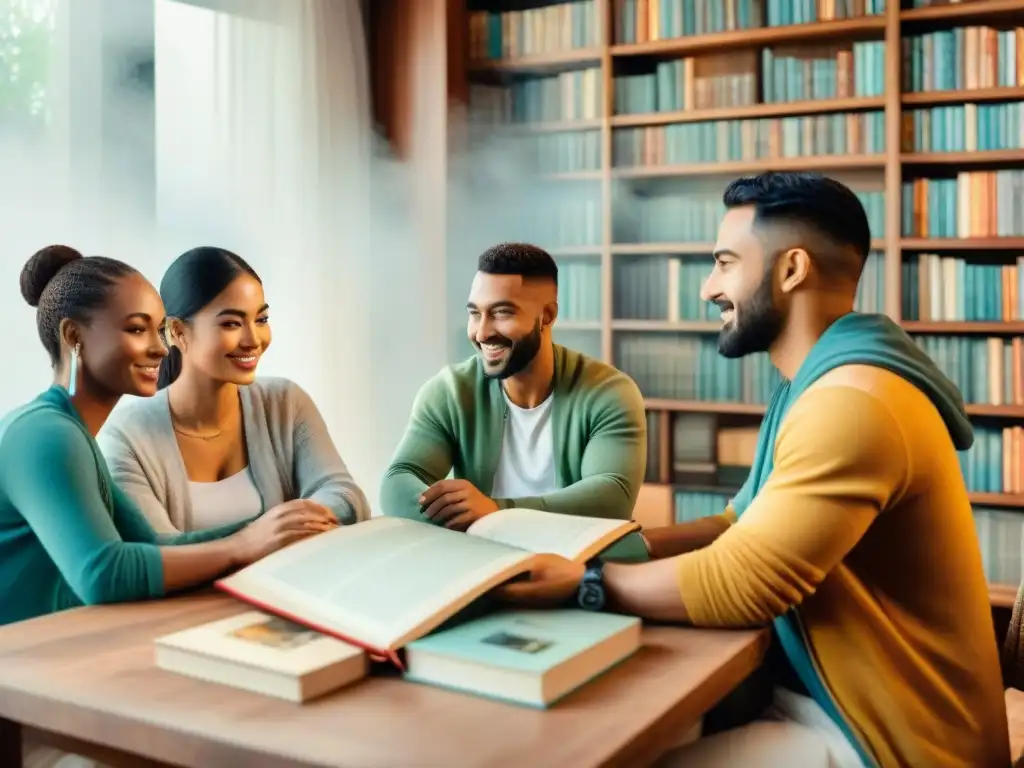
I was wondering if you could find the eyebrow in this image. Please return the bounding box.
[125,312,153,322]
[712,249,741,261]
[216,303,270,318]
[466,301,520,312]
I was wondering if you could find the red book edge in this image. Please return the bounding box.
[214,579,404,672]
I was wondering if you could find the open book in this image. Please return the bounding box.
[215,509,639,666]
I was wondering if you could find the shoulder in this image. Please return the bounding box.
[248,376,310,406]
[414,356,482,408]
[559,346,644,412]
[97,392,168,451]
[0,400,93,461]
[779,367,910,477]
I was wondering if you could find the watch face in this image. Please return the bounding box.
[578,582,604,611]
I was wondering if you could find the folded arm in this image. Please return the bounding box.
[379,375,456,521]
[599,386,908,625]
[492,375,647,520]
[289,383,371,524]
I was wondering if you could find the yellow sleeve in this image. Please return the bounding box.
[675,385,910,627]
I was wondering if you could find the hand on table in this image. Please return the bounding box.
[419,479,499,531]
[233,499,337,564]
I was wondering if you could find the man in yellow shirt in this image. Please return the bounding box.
[499,172,1009,768]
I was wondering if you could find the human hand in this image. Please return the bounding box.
[232,499,338,565]
[419,479,499,531]
[495,554,585,607]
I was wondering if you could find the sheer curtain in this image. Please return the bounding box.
[154,0,384,507]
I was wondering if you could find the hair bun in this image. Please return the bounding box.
[20,245,83,308]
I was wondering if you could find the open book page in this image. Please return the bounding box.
[216,518,534,652]
[466,508,640,562]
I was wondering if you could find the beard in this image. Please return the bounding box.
[477,319,543,380]
[716,269,784,359]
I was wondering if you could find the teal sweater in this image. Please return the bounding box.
[731,312,972,768]
[0,386,246,626]
[380,344,648,522]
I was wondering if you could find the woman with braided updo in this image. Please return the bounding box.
[0,245,339,631]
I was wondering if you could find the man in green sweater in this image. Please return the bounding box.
[380,242,647,529]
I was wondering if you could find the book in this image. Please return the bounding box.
[403,608,642,708]
[215,509,640,665]
[154,610,368,702]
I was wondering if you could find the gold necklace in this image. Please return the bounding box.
[172,423,226,441]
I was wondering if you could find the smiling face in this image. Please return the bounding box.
[701,206,786,359]
[68,271,168,398]
[466,271,555,379]
[173,273,271,385]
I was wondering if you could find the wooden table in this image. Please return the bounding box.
[0,594,769,768]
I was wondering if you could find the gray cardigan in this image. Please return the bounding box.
[97,377,370,533]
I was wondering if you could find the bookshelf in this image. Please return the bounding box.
[456,0,1024,605]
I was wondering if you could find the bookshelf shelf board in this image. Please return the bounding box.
[969,493,1024,508]
[901,150,1024,166]
[556,320,602,331]
[990,583,1018,609]
[644,399,766,415]
[902,321,1024,335]
[468,48,602,73]
[550,246,602,257]
[643,400,1024,418]
[612,320,720,333]
[900,238,1024,251]
[545,171,603,181]
[965,404,1024,418]
[901,87,1024,107]
[612,243,715,255]
[612,154,886,179]
[610,97,886,129]
[610,16,886,58]
[499,119,604,134]
[900,0,1024,24]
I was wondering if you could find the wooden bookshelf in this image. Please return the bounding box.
[456,0,1024,603]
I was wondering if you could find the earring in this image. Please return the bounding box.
[68,343,81,397]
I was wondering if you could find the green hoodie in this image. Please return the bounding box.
[380,344,647,522]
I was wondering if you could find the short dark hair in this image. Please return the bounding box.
[477,242,558,285]
[722,172,871,279]
[157,246,261,389]
[20,245,139,366]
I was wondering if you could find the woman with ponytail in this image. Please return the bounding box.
[98,246,369,533]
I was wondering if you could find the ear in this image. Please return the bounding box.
[777,247,811,294]
[166,317,188,350]
[542,300,558,328]
[57,318,82,354]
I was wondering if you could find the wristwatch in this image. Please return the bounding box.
[576,558,606,611]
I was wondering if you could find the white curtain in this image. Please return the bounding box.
[154,0,385,507]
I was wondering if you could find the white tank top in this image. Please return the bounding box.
[187,466,262,530]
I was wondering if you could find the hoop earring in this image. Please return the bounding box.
[68,343,81,397]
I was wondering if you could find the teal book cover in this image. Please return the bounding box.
[404,609,641,707]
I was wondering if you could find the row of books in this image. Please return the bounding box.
[616,333,783,404]
[610,251,886,320]
[914,336,1024,408]
[557,261,602,322]
[963,426,1024,495]
[468,0,600,61]
[612,187,885,243]
[902,101,1024,154]
[902,27,1024,94]
[901,254,1024,322]
[614,54,758,114]
[611,111,886,167]
[901,172,1024,239]
[469,70,602,125]
[525,130,602,173]
[614,0,885,43]
[763,42,886,102]
[531,197,603,248]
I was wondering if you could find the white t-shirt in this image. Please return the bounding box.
[490,390,559,499]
